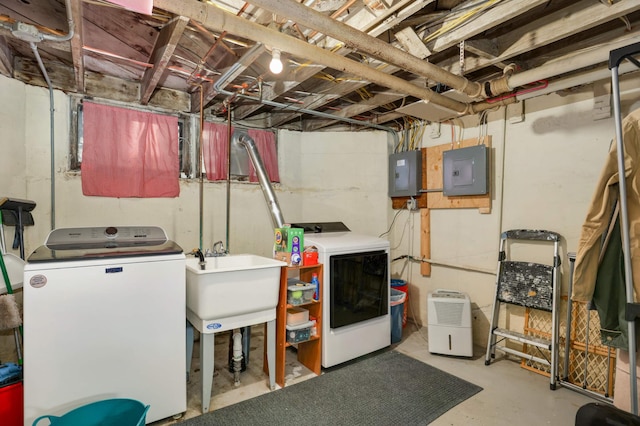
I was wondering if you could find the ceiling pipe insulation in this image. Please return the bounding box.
[508,33,640,89]
[247,0,486,98]
[156,0,467,115]
[155,0,515,118]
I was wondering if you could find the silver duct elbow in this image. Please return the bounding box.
[233,131,285,229]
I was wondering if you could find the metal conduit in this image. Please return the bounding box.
[29,42,56,230]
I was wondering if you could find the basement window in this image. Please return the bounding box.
[69,98,192,178]
[68,99,278,183]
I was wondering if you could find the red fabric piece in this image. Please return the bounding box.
[202,123,279,183]
[202,122,229,181]
[248,129,280,183]
[81,102,180,198]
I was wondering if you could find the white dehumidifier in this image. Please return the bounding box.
[427,289,473,357]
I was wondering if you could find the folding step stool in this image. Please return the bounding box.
[485,229,562,390]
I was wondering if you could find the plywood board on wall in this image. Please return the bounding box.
[426,137,492,214]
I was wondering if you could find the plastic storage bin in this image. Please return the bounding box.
[287,281,315,306]
[286,307,309,325]
[0,381,22,426]
[390,288,406,344]
[32,398,149,426]
[286,320,314,343]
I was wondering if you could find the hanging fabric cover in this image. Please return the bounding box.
[573,108,640,348]
[81,102,180,198]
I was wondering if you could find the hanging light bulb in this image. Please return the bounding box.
[269,49,283,74]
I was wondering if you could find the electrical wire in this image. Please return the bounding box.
[378,207,406,238]
[422,0,503,44]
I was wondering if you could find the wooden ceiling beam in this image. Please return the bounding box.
[303,92,404,131]
[233,0,433,120]
[426,0,549,54]
[14,56,189,111]
[69,0,85,93]
[431,1,640,77]
[0,36,13,77]
[272,1,634,130]
[498,0,640,59]
[140,15,189,105]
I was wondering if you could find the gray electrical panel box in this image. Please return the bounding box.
[442,145,489,196]
[389,150,422,197]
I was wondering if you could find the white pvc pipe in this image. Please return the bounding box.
[232,329,243,385]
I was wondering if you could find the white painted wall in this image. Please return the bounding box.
[2,71,640,361]
[390,72,640,348]
[0,74,389,361]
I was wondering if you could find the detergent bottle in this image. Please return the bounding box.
[311,272,320,301]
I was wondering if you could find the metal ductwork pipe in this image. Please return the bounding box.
[248,0,484,99]
[233,131,285,229]
[154,0,468,115]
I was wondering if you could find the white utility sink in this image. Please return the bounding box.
[1,253,25,294]
[185,253,286,413]
[185,254,286,332]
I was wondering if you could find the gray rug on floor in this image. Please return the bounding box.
[179,350,482,426]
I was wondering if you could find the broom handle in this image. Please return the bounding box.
[0,210,5,254]
[0,250,14,295]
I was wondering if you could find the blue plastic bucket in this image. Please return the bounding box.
[32,398,150,426]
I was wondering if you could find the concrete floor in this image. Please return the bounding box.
[153,323,596,426]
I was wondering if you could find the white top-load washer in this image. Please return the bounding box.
[294,222,390,368]
[23,226,186,425]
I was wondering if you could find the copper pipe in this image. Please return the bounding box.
[187,3,251,84]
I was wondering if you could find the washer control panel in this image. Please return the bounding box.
[45,226,168,250]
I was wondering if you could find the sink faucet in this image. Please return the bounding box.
[212,240,227,256]
[192,248,206,270]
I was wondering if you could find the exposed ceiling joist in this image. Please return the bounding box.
[140,15,189,104]
[0,0,638,130]
[0,36,12,76]
[69,0,84,92]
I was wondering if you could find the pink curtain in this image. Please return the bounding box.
[81,102,180,198]
[202,122,229,181]
[247,129,280,183]
[202,123,279,183]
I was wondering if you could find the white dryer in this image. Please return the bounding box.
[23,226,186,425]
[293,222,390,368]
